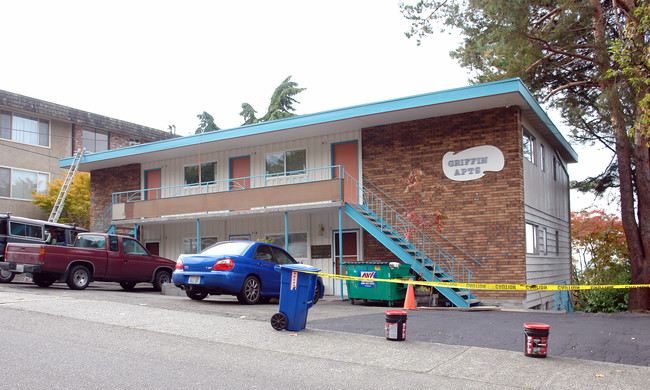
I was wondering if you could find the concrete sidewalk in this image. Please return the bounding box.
[1,290,648,389]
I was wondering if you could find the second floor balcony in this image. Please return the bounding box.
[110,166,354,223]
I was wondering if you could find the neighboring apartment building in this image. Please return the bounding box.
[62,79,578,309]
[0,89,176,219]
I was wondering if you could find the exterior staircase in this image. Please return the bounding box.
[92,204,138,238]
[343,174,483,308]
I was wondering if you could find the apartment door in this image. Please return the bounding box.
[332,141,359,203]
[334,230,359,275]
[230,156,250,190]
[145,241,160,256]
[144,169,161,200]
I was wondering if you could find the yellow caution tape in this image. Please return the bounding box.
[300,271,650,291]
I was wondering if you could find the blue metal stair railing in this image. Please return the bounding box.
[342,171,481,307]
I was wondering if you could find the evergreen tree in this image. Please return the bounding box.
[402,0,650,310]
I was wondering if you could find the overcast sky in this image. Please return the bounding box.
[2,0,614,212]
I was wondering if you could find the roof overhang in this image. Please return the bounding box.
[61,78,577,171]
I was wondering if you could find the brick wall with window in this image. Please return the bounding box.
[361,107,526,301]
[89,164,141,229]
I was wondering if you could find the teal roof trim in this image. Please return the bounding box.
[60,78,577,167]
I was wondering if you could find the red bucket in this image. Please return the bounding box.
[385,310,408,341]
[523,323,550,358]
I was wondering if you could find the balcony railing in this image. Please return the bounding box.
[112,165,344,204]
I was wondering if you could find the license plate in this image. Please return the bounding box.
[188,275,201,284]
[15,264,24,272]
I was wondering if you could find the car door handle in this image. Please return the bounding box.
[123,259,129,263]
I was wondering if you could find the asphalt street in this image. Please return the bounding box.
[1,280,649,389]
[309,305,650,367]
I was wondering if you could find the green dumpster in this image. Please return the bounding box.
[344,261,412,306]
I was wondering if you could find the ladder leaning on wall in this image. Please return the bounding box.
[48,148,85,223]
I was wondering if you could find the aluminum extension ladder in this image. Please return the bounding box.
[48,148,85,223]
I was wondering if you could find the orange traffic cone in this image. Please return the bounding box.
[403,282,418,310]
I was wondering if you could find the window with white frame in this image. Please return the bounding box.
[265,149,306,175]
[266,232,307,258]
[523,130,536,164]
[1,110,50,147]
[0,166,49,200]
[82,128,108,153]
[182,236,218,254]
[184,161,217,184]
[525,223,538,254]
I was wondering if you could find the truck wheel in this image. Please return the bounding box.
[66,265,90,290]
[120,282,137,290]
[33,274,55,287]
[152,270,172,291]
[0,270,15,283]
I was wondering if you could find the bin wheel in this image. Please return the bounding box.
[350,299,355,305]
[271,312,288,331]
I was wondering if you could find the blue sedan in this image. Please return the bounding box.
[172,241,324,304]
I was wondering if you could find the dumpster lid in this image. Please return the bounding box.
[341,261,398,265]
[276,263,321,273]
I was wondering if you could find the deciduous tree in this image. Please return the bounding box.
[31,172,90,229]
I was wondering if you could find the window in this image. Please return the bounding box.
[82,128,108,153]
[266,232,307,258]
[183,236,218,254]
[265,149,306,175]
[9,222,43,239]
[1,110,49,147]
[552,156,558,181]
[129,138,141,146]
[525,223,538,254]
[555,230,560,255]
[109,236,119,252]
[523,131,536,164]
[184,162,217,184]
[271,247,295,264]
[539,144,545,171]
[123,238,148,255]
[253,245,274,262]
[75,234,106,249]
[0,167,49,200]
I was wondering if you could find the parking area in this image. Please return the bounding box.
[3,278,649,367]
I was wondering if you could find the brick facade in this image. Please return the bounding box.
[361,107,526,301]
[89,164,141,229]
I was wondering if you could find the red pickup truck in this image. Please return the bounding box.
[1,232,175,291]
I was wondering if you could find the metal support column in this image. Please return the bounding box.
[196,219,201,254]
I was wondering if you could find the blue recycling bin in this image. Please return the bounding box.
[271,263,320,331]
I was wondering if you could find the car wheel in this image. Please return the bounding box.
[271,312,288,331]
[237,276,261,304]
[0,269,15,283]
[152,269,172,291]
[186,290,208,300]
[313,282,321,305]
[120,281,137,290]
[66,265,91,290]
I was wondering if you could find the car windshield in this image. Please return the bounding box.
[201,241,250,256]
